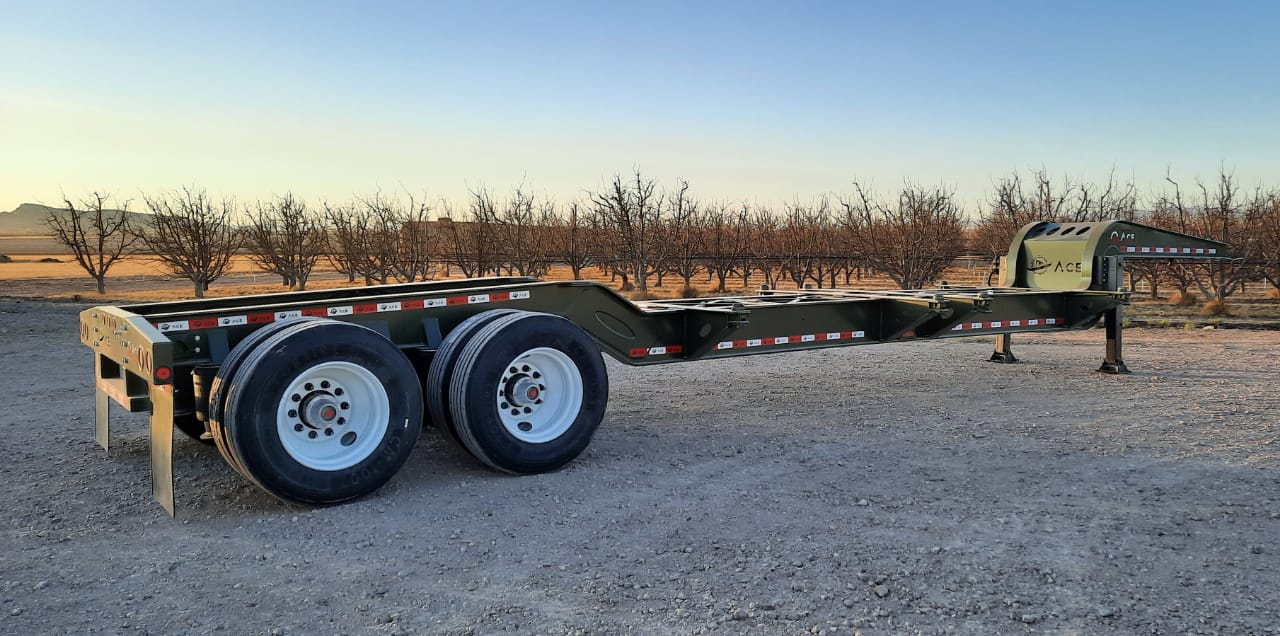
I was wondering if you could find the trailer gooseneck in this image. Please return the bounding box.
[80,220,1228,515]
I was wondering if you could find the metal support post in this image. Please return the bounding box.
[989,333,1017,363]
[1097,306,1130,374]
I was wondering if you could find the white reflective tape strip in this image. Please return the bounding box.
[1046,318,1057,325]
[328,306,353,316]
[990,321,1002,328]
[377,301,401,312]
[746,338,762,347]
[648,346,666,355]
[970,322,982,329]
[469,294,490,304]
[1027,319,1039,326]
[1155,247,1164,253]
[826,332,841,340]
[1126,246,1136,252]
[853,331,865,338]
[510,290,531,299]
[773,336,789,345]
[275,310,302,320]
[1194,248,1204,254]
[801,334,816,342]
[424,298,447,307]
[157,320,189,333]
[716,341,733,350]
[219,315,247,327]
[952,324,963,331]
[1009,320,1021,327]
[1208,248,1216,254]
[1140,247,1151,253]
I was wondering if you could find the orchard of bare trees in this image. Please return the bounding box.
[43,168,1280,308]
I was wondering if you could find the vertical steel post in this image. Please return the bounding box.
[150,384,176,516]
[94,355,110,451]
[988,255,1017,363]
[1098,306,1130,374]
[989,334,1018,363]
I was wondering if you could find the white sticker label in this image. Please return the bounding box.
[275,310,302,320]
[219,315,247,327]
[1027,319,1039,326]
[826,332,841,340]
[510,290,531,299]
[647,346,666,355]
[991,321,1002,328]
[424,298,447,308]
[746,339,762,347]
[971,322,982,329]
[328,306,353,316]
[853,331,865,338]
[1009,320,1021,327]
[469,294,490,304]
[716,341,733,350]
[774,336,789,345]
[377,302,401,312]
[801,334,816,342]
[157,321,189,333]
[1046,318,1057,325]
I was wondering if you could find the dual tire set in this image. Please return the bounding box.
[199,310,609,504]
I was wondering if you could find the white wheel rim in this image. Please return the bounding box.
[496,347,583,444]
[276,361,389,471]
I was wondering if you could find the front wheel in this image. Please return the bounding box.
[449,311,608,474]
[221,320,423,504]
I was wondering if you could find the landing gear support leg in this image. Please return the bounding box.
[1098,306,1130,375]
[989,333,1018,363]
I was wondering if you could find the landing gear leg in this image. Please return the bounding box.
[989,333,1017,363]
[1098,306,1130,374]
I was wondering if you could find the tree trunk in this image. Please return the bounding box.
[194,279,205,298]
[96,277,106,294]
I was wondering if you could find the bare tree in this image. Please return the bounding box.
[1254,190,1280,293]
[141,188,243,298]
[703,203,751,292]
[443,189,501,278]
[323,202,367,283]
[662,180,706,293]
[245,193,326,291]
[777,198,833,289]
[841,182,966,289]
[494,187,553,277]
[547,200,595,280]
[45,192,139,294]
[1166,170,1256,302]
[591,171,666,293]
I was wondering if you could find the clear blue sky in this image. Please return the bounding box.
[1,0,1277,214]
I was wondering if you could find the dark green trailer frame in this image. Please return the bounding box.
[79,220,1228,515]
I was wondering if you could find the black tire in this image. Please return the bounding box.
[448,311,608,474]
[425,309,521,448]
[222,320,423,504]
[208,318,321,479]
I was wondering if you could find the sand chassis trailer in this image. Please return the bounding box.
[80,220,1227,515]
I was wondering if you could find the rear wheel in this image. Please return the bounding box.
[448,312,608,474]
[425,309,520,448]
[222,320,422,504]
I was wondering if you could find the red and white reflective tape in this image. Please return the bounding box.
[628,344,684,358]
[153,289,532,333]
[951,317,1063,331]
[714,330,866,352]
[1124,246,1215,255]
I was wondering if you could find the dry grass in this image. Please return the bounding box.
[1268,286,1280,301]
[1169,290,1198,306]
[1200,298,1230,316]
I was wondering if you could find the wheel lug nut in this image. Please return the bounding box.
[324,428,334,436]
[308,431,318,439]
[509,367,518,374]
[334,388,344,396]
[500,402,509,409]
[511,409,520,416]
[535,399,543,405]
[291,394,301,402]
[288,409,297,418]
[523,406,532,414]
[337,417,346,425]
[294,424,304,432]
[304,383,314,391]
[320,381,330,389]
[521,365,530,372]
[340,402,349,410]
[532,372,541,379]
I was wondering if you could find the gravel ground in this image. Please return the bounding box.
[1,298,1278,635]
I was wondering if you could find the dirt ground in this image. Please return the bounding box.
[1,299,1278,635]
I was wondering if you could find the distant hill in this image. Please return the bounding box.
[0,202,147,236]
